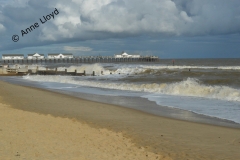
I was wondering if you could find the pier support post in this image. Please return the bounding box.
[93,71,95,76]
[84,70,86,76]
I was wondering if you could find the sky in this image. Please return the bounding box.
[0,0,240,58]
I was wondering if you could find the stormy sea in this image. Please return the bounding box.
[1,58,240,127]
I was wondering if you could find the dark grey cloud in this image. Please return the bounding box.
[0,0,240,51]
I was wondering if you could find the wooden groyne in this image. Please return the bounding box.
[0,56,159,65]
[0,65,100,76]
[34,69,88,76]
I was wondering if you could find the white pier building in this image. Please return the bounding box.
[47,53,73,59]
[2,54,24,60]
[114,52,140,58]
[27,53,45,59]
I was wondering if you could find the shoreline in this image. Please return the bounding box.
[57,89,240,128]
[1,76,240,128]
[1,80,240,159]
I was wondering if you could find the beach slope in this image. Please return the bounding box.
[0,81,240,160]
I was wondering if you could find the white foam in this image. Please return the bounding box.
[113,67,148,74]
[141,65,240,70]
[108,64,240,76]
[23,75,240,102]
[143,93,240,124]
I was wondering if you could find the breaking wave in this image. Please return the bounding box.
[111,65,240,75]
[23,75,240,102]
[140,65,240,70]
[7,63,240,76]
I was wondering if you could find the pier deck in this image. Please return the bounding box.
[0,56,159,76]
[0,56,159,65]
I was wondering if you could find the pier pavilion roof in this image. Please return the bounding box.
[28,53,44,56]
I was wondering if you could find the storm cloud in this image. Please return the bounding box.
[0,0,240,51]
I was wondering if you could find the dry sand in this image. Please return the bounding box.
[0,80,240,160]
[0,102,166,160]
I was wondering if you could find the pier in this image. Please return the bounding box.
[0,55,159,76]
[0,56,159,65]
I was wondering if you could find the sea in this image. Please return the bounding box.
[1,58,240,127]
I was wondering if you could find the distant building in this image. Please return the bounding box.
[27,53,45,59]
[47,53,73,59]
[2,54,24,60]
[114,52,140,58]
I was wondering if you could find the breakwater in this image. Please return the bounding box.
[0,65,98,76]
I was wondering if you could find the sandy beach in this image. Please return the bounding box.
[0,80,240,160]
[0,102,166,160]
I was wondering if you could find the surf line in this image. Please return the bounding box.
[21,8,59,37]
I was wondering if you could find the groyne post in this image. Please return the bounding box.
[25,65,29,73]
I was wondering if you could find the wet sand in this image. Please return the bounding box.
[0,80,240,160]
